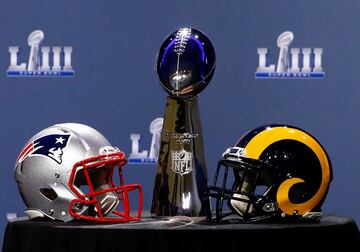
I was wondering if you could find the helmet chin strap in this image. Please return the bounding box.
[230,165,257,216]
[93,184,119,216]
[230,194,254,216]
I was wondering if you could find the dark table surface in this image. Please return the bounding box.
[2,214,359,252]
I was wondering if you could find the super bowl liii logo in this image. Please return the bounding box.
[171,149,193,176]
[128,118,163,164]
[255,31,324,79]
[7,30,74,77]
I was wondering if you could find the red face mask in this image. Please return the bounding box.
[68,151,142,222]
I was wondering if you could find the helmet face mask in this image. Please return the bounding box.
[15,123,143,223]
[68,151,143,222]
[206,124,332,223]
[208,155,276,222]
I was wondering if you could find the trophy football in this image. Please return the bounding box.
[150,27,216,216]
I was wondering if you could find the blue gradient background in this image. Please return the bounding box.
[1,0,360,245]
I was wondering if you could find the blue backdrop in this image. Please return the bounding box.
[1,0,359,245]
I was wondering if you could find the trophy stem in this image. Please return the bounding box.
[150,96,209,216]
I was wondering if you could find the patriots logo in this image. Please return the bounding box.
[17,134,71,164]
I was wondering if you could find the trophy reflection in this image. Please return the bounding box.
[150,27,216,216]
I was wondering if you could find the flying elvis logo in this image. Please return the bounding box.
[17,134,71,164]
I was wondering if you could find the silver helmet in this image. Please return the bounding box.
[15,123,143,222]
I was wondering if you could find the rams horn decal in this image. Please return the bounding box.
[244,127,331,216]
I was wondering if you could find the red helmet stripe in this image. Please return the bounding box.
[17,142,34,163]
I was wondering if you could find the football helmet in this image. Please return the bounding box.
[206,124,332,222]
[15,123,142,222]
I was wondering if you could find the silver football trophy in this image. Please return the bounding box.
[27,30,44,71]
[150,27,216,216]
[149,118,164,160]
[276,31,294,72]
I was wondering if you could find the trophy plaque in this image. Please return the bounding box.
[150,27,216,216]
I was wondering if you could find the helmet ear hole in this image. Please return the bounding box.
[40,188,58,201]
[18,163,24,173]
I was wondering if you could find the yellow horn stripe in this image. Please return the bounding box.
[277,177,305,213]
[245,126,331,215]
